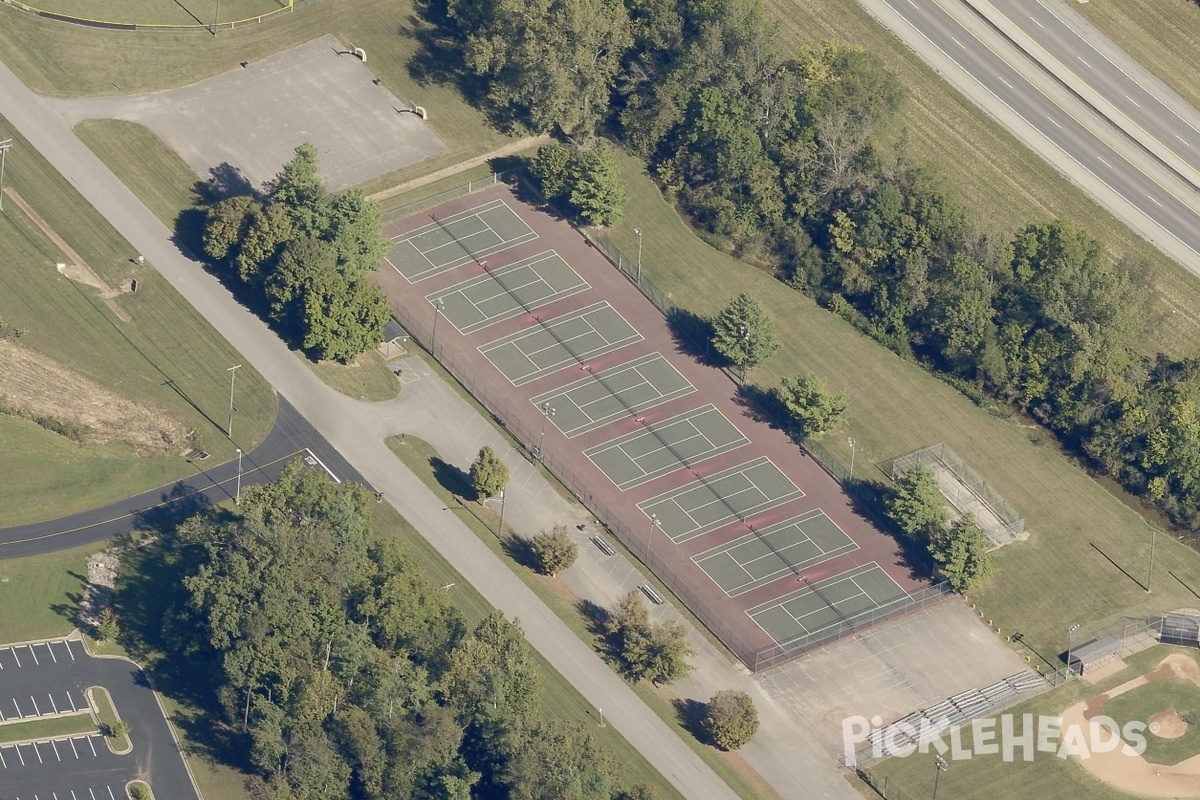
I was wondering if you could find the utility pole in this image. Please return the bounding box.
[1147,524,1157,593]
[498,489,507,537]
[847,437,857,481]
[226,364,241,438]
[235,447,243,504]
[1065,621,1081,679]
[0,139,12,212]
[538,402,555,459]
[648,513,662,559]
[931,755,947,800]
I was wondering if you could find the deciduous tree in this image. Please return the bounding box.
[469,446,509,499]
[886,463,949,543]
[530,525,579,576]
[703,689,759,750]
[776,372,847,437]
[929,515,995,592]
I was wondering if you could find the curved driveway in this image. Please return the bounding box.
[0,59,740,800]
[0,398,362,560]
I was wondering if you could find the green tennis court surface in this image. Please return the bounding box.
[387,199,537,282]
[427,251,589,334]
[585,405,749,491]
[747,563,910,648]
[638,457,804,543]
[479,302,643,386]
[529,353,695,438]
[693,510,859,597]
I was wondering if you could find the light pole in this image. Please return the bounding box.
[633,227,643,286]
[213,0,221,35]
[739,325,749,382]
[1066,621,1081,677]
[847,437,857,481]
[497,488,507,537]
[226,364,241,438]
[1147,523,1157,593]
[538,402,555,459]
[931,754,947,800]
[0,139,12,212]
[235,447,243,504]
[647,513,662,559]
[431,297,445,356]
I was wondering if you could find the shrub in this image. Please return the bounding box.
[704,690,759,750]
[530,525,579,576]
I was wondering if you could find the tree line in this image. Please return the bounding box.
[432,0,1200,534]
[162,462,659,800]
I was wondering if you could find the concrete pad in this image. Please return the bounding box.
[54,35,445,190]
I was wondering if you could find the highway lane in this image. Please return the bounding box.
[864,0,1200,275]
[968,0,1200,188]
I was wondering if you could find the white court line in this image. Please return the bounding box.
[950,36,965,50]
[391,198,506,243]
[1125,94,1141,108]
[1177,134,1191,148]
[1149,195,1164,208]
[998,75,1013,89]
[1030,15,1043,28]
[1047,116,1062,129]
[1098,156,1112,168]
[1077,56,1090,69]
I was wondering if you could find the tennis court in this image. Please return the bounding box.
[529,353,695,438]
[747,563,910,648]
[479,302,643,386]
[638,457,804,544]
[427,251,589,335]
[585,405,750,491]
[693,510,859,597]
[386,199,537,282]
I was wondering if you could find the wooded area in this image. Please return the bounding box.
[163,462,653,800]
[431,0,1200,533]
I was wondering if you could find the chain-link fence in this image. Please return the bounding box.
[387,169,955,670]
[380,170,514,225]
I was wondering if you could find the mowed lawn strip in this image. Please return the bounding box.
[0,542,96,640]
[387,435,785,800]
[76,117,399,401]
[0,114,276,525]
[0,714,96,744]
[594,147,1200,665]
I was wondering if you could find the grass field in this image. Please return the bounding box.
[387,435,785,800]
[75,118,401,401]
[1076,0,1200,117]
[594,147,1200,669]
[9,0,286,27]
[0,113,276,525]
[0,714,96,744]
[869,647,1200,799]
[0,543,97,641]
[1103,677,1200,766]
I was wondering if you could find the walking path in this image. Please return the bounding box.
[0,59,742,800]
[367,134,549,203]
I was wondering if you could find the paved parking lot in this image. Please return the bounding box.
[0,640,90,723]
[0,636,200,800]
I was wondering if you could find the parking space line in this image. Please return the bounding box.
[15,743,24,765]
[49,694,59,714]
[47,642,58,663]
[27,644,39,666]
[69,737,79,758]
[86,735,98,757]
[51,739,60,761]
[90,788,98,800]
[14,699,23,719]
[11,646,21,667]
[65,640,76,661]
[31,696,41,716]
[0,747,6,767]
[108,786,118,799]
[33,741,43,763]
[67,692,77,712]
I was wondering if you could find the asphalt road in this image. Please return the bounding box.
[0,59,739,800]
[0,637,200,800]
[0,398,364,560]
[858,0,1200,276]
[973,0,1200,189]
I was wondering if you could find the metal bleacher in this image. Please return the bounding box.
[859,670,1050,762]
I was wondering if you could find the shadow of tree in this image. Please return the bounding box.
[131,481,217,535]
[847,480,937,582]
[665,307,720,367]
[501,535,539,572]
[672,697,711,746]
[430,456,477,501]
[576,598,617,661]
[733,383,792,436]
